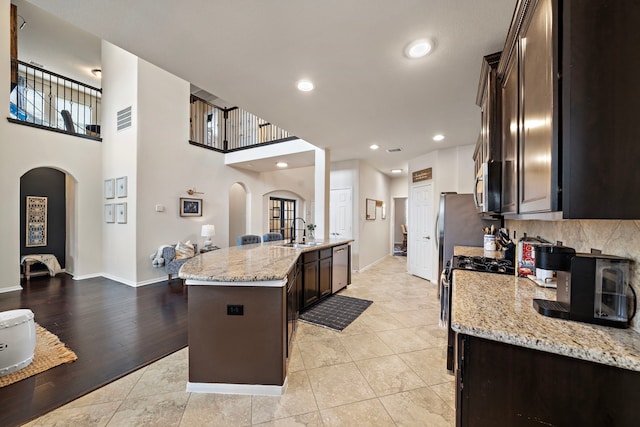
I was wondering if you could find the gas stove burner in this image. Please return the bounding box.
[452,256,514,275]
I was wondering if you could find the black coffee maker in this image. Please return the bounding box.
[533,252,635,328]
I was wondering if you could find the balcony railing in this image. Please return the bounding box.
[189,95,295,152]
[9,58,102,139]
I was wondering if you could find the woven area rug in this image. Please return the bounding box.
[0,323,77,387]
[300,294,373,331]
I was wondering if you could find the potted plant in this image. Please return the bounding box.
[307,223,316,240]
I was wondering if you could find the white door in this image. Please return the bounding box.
[330,188,353,239]
[409,182,433,280]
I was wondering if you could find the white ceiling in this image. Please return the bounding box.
[19,0,516,176]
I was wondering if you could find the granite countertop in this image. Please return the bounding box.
[454,245,504,259]
[451,269,640,371]
[179,239,352,284]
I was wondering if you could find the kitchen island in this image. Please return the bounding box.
[451,269,640,426]
[179,239,352,395]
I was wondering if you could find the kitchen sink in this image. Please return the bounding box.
[276,242,319,249]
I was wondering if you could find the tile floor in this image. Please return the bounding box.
[24,256,455,426]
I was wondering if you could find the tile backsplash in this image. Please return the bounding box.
[505,219,640,333]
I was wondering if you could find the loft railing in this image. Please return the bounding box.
[189,95,295,152]
[9,58,102,139]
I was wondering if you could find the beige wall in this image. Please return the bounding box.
[506,219,640,333]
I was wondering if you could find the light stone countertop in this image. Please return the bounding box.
[179,239,352,284]
[451,269,640,371]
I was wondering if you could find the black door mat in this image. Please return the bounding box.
[299,294,373,331]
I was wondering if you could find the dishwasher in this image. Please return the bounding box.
[332,244,349,293]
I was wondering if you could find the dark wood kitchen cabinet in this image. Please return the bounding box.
[302,248,333,309]
[301,250,319,309]
[496,0,640,219]
[286,260,300,358]
[500,45,518,215]
[455,333,640,427]
[474,52,502,173]
[518,0,559,214]
[318,249,332,299]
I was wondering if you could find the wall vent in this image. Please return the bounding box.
[117,106,132,131]
[386,148,402,153]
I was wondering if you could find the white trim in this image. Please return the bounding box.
[0,285,24,294]
[71,272,104,281]
[356,255,389,272]
[99,273,137,287]
[136,276,168,287]
[185,279,285,287]
[186,377,288,396]
[70,273,167,287]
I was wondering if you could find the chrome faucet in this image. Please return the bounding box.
[290,217,306,243]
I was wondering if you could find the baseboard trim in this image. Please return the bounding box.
[0,285,25,294]
[186,377,288,396]
[71,273,103,281]
[357,255,390,272]
[99,274,165,287]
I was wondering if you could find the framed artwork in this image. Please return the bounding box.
[116,203,127,223]
[104,178,115,199]
[105,204,115,223]
[366,198,376,220]
[26,196,47,247]
[116,176,128,198]
[180,198,202,217]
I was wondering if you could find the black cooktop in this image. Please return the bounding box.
[452,255,515,275]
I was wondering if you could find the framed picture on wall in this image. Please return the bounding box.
[180,197,202,217]
[116,176,128,198]
[116,203,127,223]
[104,178,115,199]
[366,198,376,220]
[26,196,47,247]
[105,204,115,223]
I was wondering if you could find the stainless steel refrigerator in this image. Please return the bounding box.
[436,193,499,280]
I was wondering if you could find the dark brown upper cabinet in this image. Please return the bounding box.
[496,0,640,219]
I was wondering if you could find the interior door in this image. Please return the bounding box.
[330,188,352,239]
[410,182,433,280]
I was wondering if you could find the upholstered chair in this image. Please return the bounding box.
[236,235,262,246]
[163,243,198,282]
[262,232,284,242]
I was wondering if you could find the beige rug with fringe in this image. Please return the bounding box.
[0,323,77,387]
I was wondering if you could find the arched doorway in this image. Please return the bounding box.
[20,167,73,277]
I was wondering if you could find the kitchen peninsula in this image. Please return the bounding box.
[179,239,352,395]
[451,269,640,426]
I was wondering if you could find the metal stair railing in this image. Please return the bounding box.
[9,58,102,139]
[189,95,295,152]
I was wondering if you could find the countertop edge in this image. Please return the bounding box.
[451,269,640,372]
[179,239,353,283]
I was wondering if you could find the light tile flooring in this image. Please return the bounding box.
[25,256,455,426]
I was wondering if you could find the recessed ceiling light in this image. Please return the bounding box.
[391,169,402,174]
[404,39,433,59]
[297,80,314,92]
[433,134,445,141]
[276,162,288,168]
[369,144,379,150]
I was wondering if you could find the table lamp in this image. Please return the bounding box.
[201,224,215,247]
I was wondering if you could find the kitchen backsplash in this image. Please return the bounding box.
[506,219,640,334]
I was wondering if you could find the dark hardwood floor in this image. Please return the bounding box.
[0,274,188,427]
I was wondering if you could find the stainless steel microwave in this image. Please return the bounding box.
[473,161,501,214]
